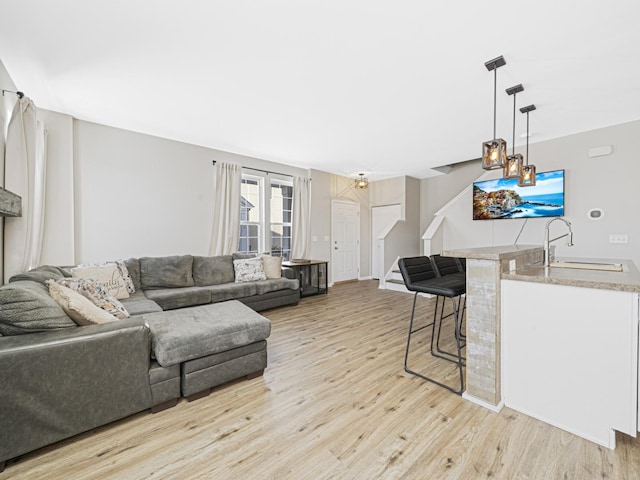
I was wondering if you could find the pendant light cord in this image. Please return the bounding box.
[512,93,517,155]
[493,69,497,140]
[525,111,530,166]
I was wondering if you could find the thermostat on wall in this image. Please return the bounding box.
[587,208,604,220]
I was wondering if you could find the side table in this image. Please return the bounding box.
[282,260,329,297]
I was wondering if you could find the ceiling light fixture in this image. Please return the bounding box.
[355,173,369,189]
[482,55,508,170]
[518,104,537,187]
[504,84,524,179]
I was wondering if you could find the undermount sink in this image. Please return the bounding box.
[549,261,623,272]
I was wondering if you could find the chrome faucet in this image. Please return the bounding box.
[544,218,574,266]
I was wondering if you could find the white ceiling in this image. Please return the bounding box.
[1,1,639,180]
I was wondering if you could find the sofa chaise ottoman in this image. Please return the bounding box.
[142,300,271,400]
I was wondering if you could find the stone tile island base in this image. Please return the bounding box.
[442,245,543,409]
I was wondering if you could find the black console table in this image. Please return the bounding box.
[282,260,329,297]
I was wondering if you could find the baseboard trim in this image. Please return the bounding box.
[462,392,504,413]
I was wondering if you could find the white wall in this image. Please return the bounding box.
[429,120,640,268]
[420,159,482,237]
[72,120,308,263]
[381,176,421,274]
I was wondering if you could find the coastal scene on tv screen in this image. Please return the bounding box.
[473,169,565,220]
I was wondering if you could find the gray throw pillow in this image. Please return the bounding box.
[193,255,235,286]
[8,265,71,285]
[140,255,195,289]
[0,281,76,335]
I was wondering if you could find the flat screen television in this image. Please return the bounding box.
[473,169,565,220]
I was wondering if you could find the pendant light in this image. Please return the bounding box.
[503,84,524,179]
[518,104,537,187]
[482,56,508,170]
[355,173,369,189]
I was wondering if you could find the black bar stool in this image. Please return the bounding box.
[398,256,466,395]
[429,254,467,361]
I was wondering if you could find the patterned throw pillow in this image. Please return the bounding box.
[58,278,130,320]
[75,260,136,294]
[233,257,267,282]
[46,281,118,326]
[71,263,130,299]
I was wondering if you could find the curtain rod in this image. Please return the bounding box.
[1,89,24,99]
[212,160,296,178]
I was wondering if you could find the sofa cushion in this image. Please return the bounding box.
[232,252,257,260]
[58,278,130,320]
[0,281,76,335]
[140,255,195,289]
[8,265,71,285]
[234,257,266,282]
[142,301,271,367]
[120,291,163,316]
[144,287,211,311]
[70,263,130,299]
[192,255,234,286]
[47,281,119,326]
[203,282,258,304]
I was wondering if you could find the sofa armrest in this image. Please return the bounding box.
[0,318,153,463]
[281,266,297,280]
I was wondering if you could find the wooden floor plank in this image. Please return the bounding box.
[5,280,640,479]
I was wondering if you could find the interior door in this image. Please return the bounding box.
[371,204,402,279]
[331,201,359,283]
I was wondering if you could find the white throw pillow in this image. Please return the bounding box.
[234,257,267,282]
[71,263,130,299]
[261,255,282,279]
[47,281,118,326]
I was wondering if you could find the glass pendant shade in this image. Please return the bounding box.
[504,154,523,179]
[518,164,537,187]
[482,138,508,170]
[518,104,537,187]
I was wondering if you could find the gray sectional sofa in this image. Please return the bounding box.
[0,254,300,471]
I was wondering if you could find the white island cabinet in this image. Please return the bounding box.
[501,279,639,449]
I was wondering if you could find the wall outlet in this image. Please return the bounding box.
[609,233,628,244]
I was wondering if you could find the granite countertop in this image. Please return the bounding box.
[443,245,542,260]
[502,257,640,293]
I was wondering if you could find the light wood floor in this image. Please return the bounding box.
[6,280,640,479]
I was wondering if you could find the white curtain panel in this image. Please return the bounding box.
[291,176,311,260]
[208,162,241,256]
[3,96,47,282]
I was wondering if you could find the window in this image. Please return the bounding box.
[239,176,262,255]
[270,180,293,260]
[238,173,293,260]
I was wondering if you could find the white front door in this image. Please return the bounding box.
[331,200,360,283]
